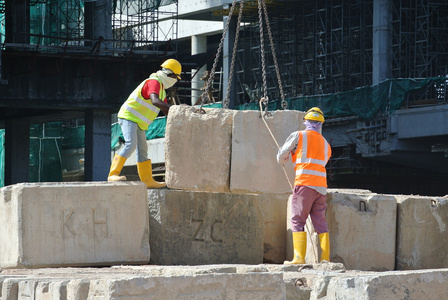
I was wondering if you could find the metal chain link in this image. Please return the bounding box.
[198,0,239,113]
[261,0,287,110]
[258,0,269,114]
[223,0,245,109]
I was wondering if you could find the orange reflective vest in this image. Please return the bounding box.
[117,75,166,131]
[291,130,331,187]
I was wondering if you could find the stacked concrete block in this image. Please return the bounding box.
[230,109,305,194]
[0,182,149,268]
[165,106,235,192]
[147,189,264,265]
[257,193,289,264]
[325,269,448,300]
[87,273,286,299]
[395,195,448,270]
[326,190,397,271]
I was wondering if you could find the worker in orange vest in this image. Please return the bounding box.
[107,59,182,188]
[277,107,332,264]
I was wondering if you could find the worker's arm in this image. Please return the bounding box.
[150,93,171,116]
[277,131,299,164]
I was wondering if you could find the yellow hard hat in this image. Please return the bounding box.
[304,107,325,123]
[161,58,182,79]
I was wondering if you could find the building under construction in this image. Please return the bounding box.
[1,0,448,195]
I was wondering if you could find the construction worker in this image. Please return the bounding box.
[277,107,332,264]
[108,58,182,188]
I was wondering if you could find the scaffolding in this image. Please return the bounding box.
[391,0,448,78]
[112,0,178,53]
[233,0,448,106]
[1,0,178,55]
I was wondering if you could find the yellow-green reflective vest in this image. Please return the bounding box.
[117,75,166,131]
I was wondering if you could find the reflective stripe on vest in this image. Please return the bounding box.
[117,76,166,131]
[293,130,331,187]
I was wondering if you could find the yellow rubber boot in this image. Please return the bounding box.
[108,155,127,181]
[319,232,330,262]
[284,231,307,265]
[137,159,166,189]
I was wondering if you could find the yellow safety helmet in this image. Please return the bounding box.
[161,58,182,79]
[304,107,325,123]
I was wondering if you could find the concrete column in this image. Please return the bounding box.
[84,110,111,181]
[191,35,208,105]
[5,0,30,44]
[84,0,112,48]
[222,15,237,109]
[4,119,30,185]
[373,0,392,84]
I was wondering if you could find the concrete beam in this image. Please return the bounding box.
[3,119,30,186]
[84,109,112,181]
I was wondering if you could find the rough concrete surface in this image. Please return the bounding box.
[2,264,448,300]
[0,182,150,269]
[395,195,448,270]
[326,191,397,271]
[147,189,264,265]
[165,106,235,192]
[258,193,289,264]
[230,109,304,194]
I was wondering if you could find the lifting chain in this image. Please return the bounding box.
[257,0,269,116]
[197,0,239,113]
[257,0,287,117]
[261,0,287,110]
[223,0,245,109]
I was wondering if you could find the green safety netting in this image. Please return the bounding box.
[29,123,63,183]
[236,78,447,120]
[0,78,445,187]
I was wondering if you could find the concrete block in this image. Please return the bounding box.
[1,278,20,300]
[165,106,235,192]
[147,189,264,265]
[117,137,166,165]
[87,273,286,300]
[30,280,69,300]
[0,182,150,268]
[258,194,288,263]
[396,195,448,270]
[230,109,304,194]
[66,279,91,300]
[326,191,397,270]
[326,269,448,300]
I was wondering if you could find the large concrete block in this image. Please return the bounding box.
[326,269,448,300]
[326,190,397,271]
[87,273,286,299]
[396,195,448,270]
[165,106,235,192]
[258,194,289,263]
[147,189,264,265]
[0,182,149,268]
[230,109,305,194]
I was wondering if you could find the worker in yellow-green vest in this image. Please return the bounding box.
[277,107,332,264]
[108,59,182,188]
